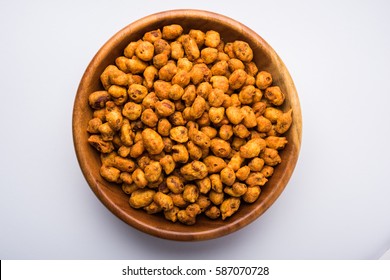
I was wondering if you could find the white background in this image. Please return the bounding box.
[1,0,389,260]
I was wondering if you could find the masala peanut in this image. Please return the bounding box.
[87,25,293,225]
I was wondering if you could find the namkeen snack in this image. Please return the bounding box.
[87,24,293,225]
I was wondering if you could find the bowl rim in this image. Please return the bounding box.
[72,9,302,241]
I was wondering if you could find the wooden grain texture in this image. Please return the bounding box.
[72,9,302,241]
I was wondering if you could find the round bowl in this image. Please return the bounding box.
[72,9,302,241]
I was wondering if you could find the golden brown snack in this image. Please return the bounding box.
[260,148,282,166]
[219,124,233,141]
[255,71,273,89]
[224,182,247,197]
[210,174,223,193]
[88,135,114,153]
[243,186,261,203]
[143,29,162,43]
[196,177,212,194]
[177,204,201,225]
[159,155,176,175]
[154,38,171,55]
[208,107,225,124]
[153,192,174,211]
[181,35,200,61]
[264,107,283,124]
[122,182,138,195]
[210,138,231,158]
[100,165,121,183]
[265,136,288,150]
[188,128,211,148]
[229,69,247,90]
[210,75,229,92]
[164,206,180,222]
[248,157,265,172]
[196,195,211,212]
[205,205,221,219]
[275,109,293,134]
[235,165,251,181]
[233,41,253,62]
[209,190,224,205]
[144,161,162,183]
[170,193,188,208]
[245,172,268,186]
[142,128,164,155]
[144,202,163,214]
[261,165,274,177]
[220,197,241,220]
[162,24,184,40]
[200,126,218,139]
[166,175,185,194]
[204,30,221,48]
[135,41,155,61]
[172,144,189,163]
[129,189,156,208]
[256,116,272,133]
[240,138,266,158]
[183,184,200,203]
[186,140,203,160]
[265,86,285,106]
[220,167,236,186]
[203,156,227,173]
[180,160,208,180]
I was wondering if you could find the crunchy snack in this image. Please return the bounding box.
[87,25,293,225]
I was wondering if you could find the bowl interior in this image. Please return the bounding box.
[73,10,302,241]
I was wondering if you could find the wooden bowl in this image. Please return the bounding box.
[72,10,302,241]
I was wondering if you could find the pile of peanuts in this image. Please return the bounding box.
[87,24,293,225]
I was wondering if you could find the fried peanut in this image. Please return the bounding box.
[229,69,247,90]
[180,160,208,180]
[265,136,288,150]
[129,189,155,208]
[172,144,189,163]
[224,182,247,197]
[240,138,266,158]
[255,71,273,89]
[260,148,282,166]
[183,184,199,203]
[162,24,183,40]
[205,205,221,219]
[203,156,227,173]
[220,167,236,186]
[210,138,231,158]
[144,161,162,183]
[245,172,268,186]
[135,41,154,61]
[232,41,253,62]
[275,109,293,134]
[221,197,241,220]
[248,157,265,172]
[100,165,121,183]
[226,106,244,125]
[235,166,251,181]
[189,95,207,119]
[265,86,285,106]
[166,175,185,194]
[142,128,164,155]
[153,192,174,211]
[196,177,212,194]
[170,126,189,143]
[209,190,224,205]
[243,186,261,203]
[181,35,200,61]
